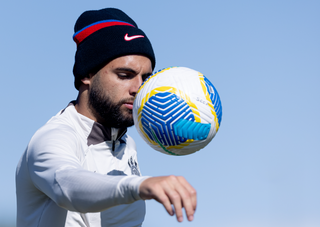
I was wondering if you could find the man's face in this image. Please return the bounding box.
[87,55,152,128]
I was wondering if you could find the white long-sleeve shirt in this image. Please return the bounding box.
[16,102,149,227]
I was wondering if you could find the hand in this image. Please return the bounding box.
[139,176,197,222]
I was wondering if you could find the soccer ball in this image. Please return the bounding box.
[133,67,222,155]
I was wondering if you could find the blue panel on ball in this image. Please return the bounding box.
[141,92,195,146]
[203,76,222,126]
[173,119,211,140]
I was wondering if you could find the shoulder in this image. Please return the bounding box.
[26,104,87,158]
[28,121,79,155]
[23,102,92,165]
[28,102,89,150]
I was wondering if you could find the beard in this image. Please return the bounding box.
[88,75,134,128]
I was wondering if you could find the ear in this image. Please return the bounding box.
[81,77,92,85]
[81,72,96,85]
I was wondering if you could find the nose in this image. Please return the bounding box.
[130,75,143,96]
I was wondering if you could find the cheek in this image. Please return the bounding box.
[100,77,131,100]
[107,84,127,101]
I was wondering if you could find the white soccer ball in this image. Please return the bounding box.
[133,67,222,155]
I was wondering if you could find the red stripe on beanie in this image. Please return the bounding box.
[73,20,135,45]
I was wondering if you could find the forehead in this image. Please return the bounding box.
[105,55,152,71]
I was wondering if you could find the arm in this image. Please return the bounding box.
[27,125,147,213]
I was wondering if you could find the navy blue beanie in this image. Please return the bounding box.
[73,8,156,90]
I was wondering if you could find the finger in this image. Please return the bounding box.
[180,193,195,221]
[156,176,184,221]
[166,189,183,222]
[164,176,194,222]
[153,188,175,217]
[177,176,197,208]
[177,176,197,221]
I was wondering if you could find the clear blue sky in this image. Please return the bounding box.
[1,1,319,226]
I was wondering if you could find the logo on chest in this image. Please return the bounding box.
[128,156,141,176]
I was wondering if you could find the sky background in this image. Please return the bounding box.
[1,0,319,226]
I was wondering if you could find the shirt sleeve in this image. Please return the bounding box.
[26,124,149,213]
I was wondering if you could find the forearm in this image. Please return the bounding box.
[52,167,149,212]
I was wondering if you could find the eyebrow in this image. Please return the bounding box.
[115,67,137,74]
[115,67,152,78]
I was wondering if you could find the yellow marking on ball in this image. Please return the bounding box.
[198,73,220,131]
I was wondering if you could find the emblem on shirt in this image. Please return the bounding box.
[128,157,141,176]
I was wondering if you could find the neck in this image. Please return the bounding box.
[75,85,102,124]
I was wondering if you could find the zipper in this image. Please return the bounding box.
[111,128,127,151]
[80,213,90,227]
[111,128,119,152]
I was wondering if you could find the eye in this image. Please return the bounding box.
[118,72,128,77]
[142,73,152,81]
[117,72,135,80]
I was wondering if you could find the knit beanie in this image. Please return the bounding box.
[73,8,156,90]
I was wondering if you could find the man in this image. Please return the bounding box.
[16,8,196,227]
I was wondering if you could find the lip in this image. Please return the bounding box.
[124,103,133,110]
